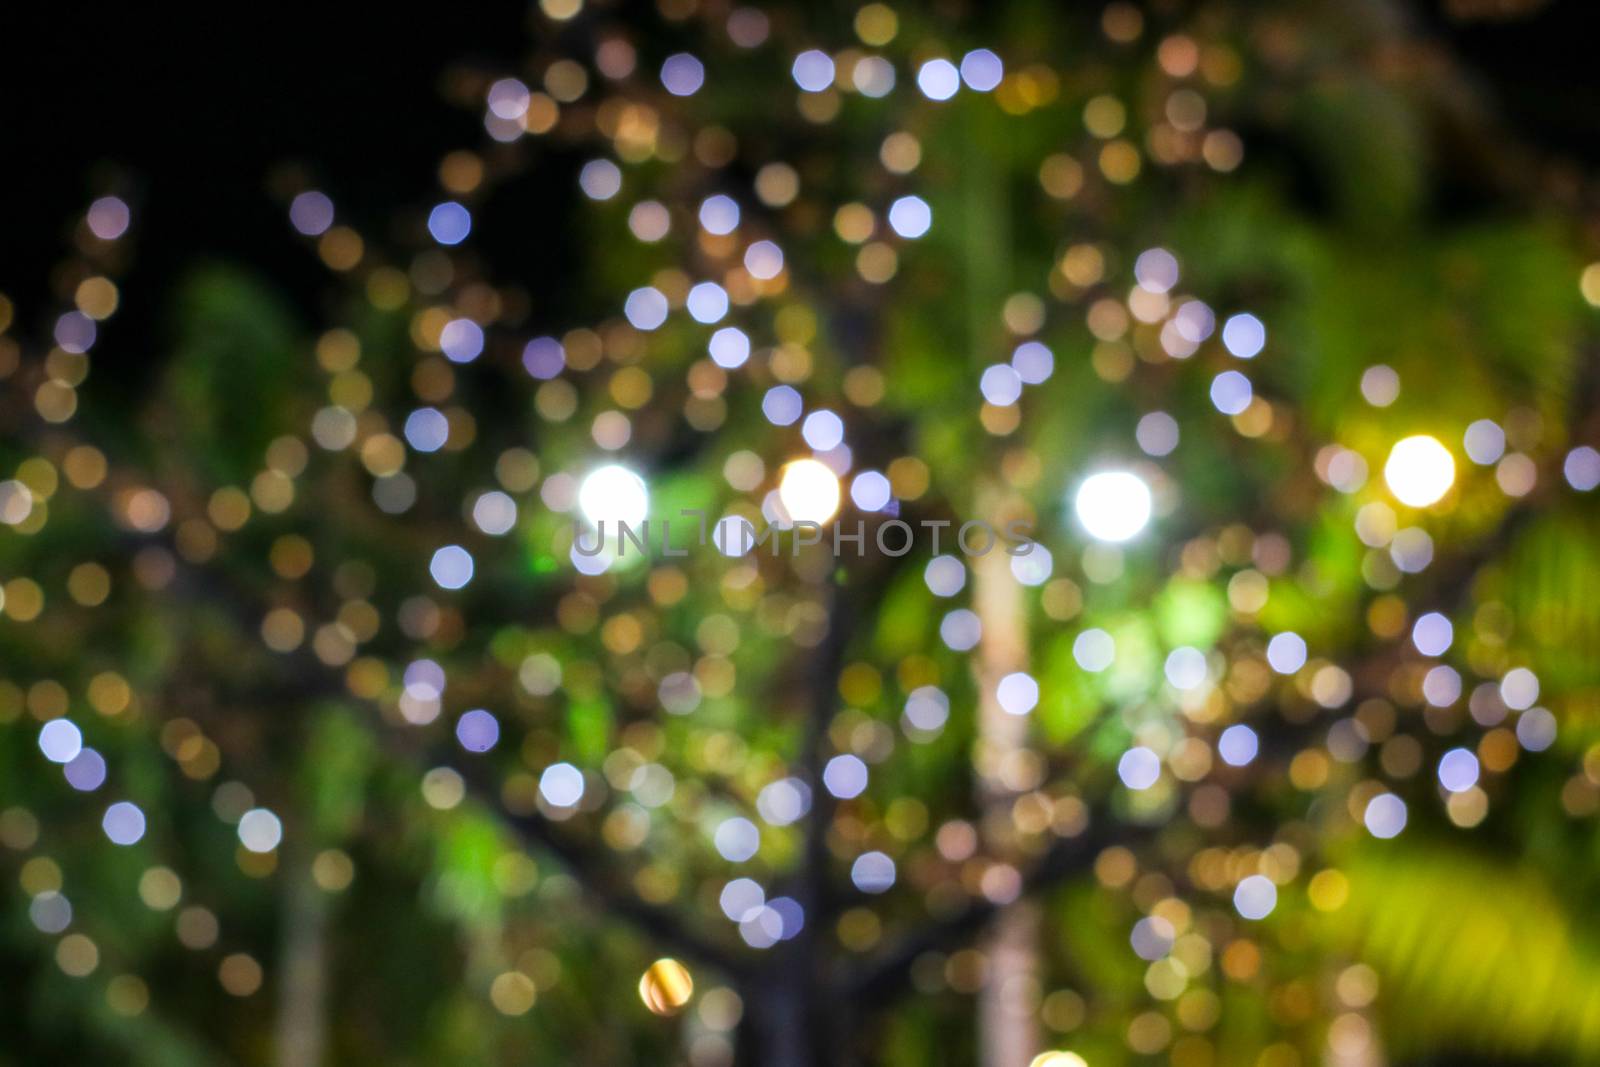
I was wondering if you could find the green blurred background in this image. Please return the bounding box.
[1,2,1599,1065]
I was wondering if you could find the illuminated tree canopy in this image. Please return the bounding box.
[1,2,1599,1066]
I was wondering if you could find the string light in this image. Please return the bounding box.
[1384,435,1455,507]
[1074,471,1151,542]
[778,458,840,525]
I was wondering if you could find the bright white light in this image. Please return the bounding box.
[578,464,649,527]
[924,555,966,597]
[801,410,845,451]
[570,544,613,575]
[1234,874,1277,920]
[1517,707,1557,751]
[29,892,72,933]
[660,53,705,96]
[578,159,622,200]
[1136,412,1179,456]
[39,720,83,764]
[1131,916,1174,960]
[1164,647,1208,690]
[1384,435,1455,507]
[1566,446,1600,491]
[1010,544,1052,586]
[238,808,283,853]
[996,672,1039,715]
[430,545,475,590]
[405,407,450,452]
[1210,371,1253,415]
[850,470,891,512]
[1437,748,1479,793]
[778,459,841,525]
[1364,793,1407,838]
[851,851,896,893]
[744,240,784,279]
[888,196,931,239]
[1134,248,1179,293]
[917,58,960,100]
[709,327,751,369]
[715,817,760,862]
[487,78,530,119]
[1266,632,1307,674]
[940,609,981,651]
[540,763,585,807]
[1411,612,1453,656]
[686,282,729,323]
[0,481,34,525]
[1464,419,1506,465]
[1118,747,1161,790]
[1218,724,1258,766]
[1011,341,1053,384]
[1361,365,1400,407]
[1074,471,1152,542]
[762,385,803,426]
[1221,313,1265,358]
[624,287,669,330]
[1500,667,1539,711]
[903,686,950,732]
[959,49,1003,91]
[406,659,445,699]
[713,515,756,556]
[852,56,895,97]
[472,491,517,535]
[720,878,765,921]
[1390,527,1433,573]
[742,907,785,949]
[791,50,835,92]
[102,801,146,846]
[699,194,741,235]
[980,365,1022,406]
[757,778,810,826]
[1073,628,1115,672]
[1174,300,1215,343]
[64,749,107,791]
[823,754,868,799]
[1422,665,1461,707]
[440,318,483,363]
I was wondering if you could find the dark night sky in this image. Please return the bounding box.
[0,1,527,354]
[0,0,1597,355]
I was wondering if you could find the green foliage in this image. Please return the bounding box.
[162,267,306,483]
[1330,844,1600,1059]
[1487,509,1600,696]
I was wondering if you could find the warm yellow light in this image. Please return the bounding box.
[778,459,841,525]
[1383,435,1454,507]
[638,958,693,1016]
[1029,1054,1089,1067]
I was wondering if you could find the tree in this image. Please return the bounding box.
[2,1,1599,1065]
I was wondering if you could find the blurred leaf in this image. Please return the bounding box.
[162,266,305,483]
[1330,843,1600,1058]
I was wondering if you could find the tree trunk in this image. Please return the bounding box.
[273,840,329,1067]
[735,954,850,1067]
[972,498,1041,1067]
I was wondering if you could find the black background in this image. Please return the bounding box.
[0,0,1596,356]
